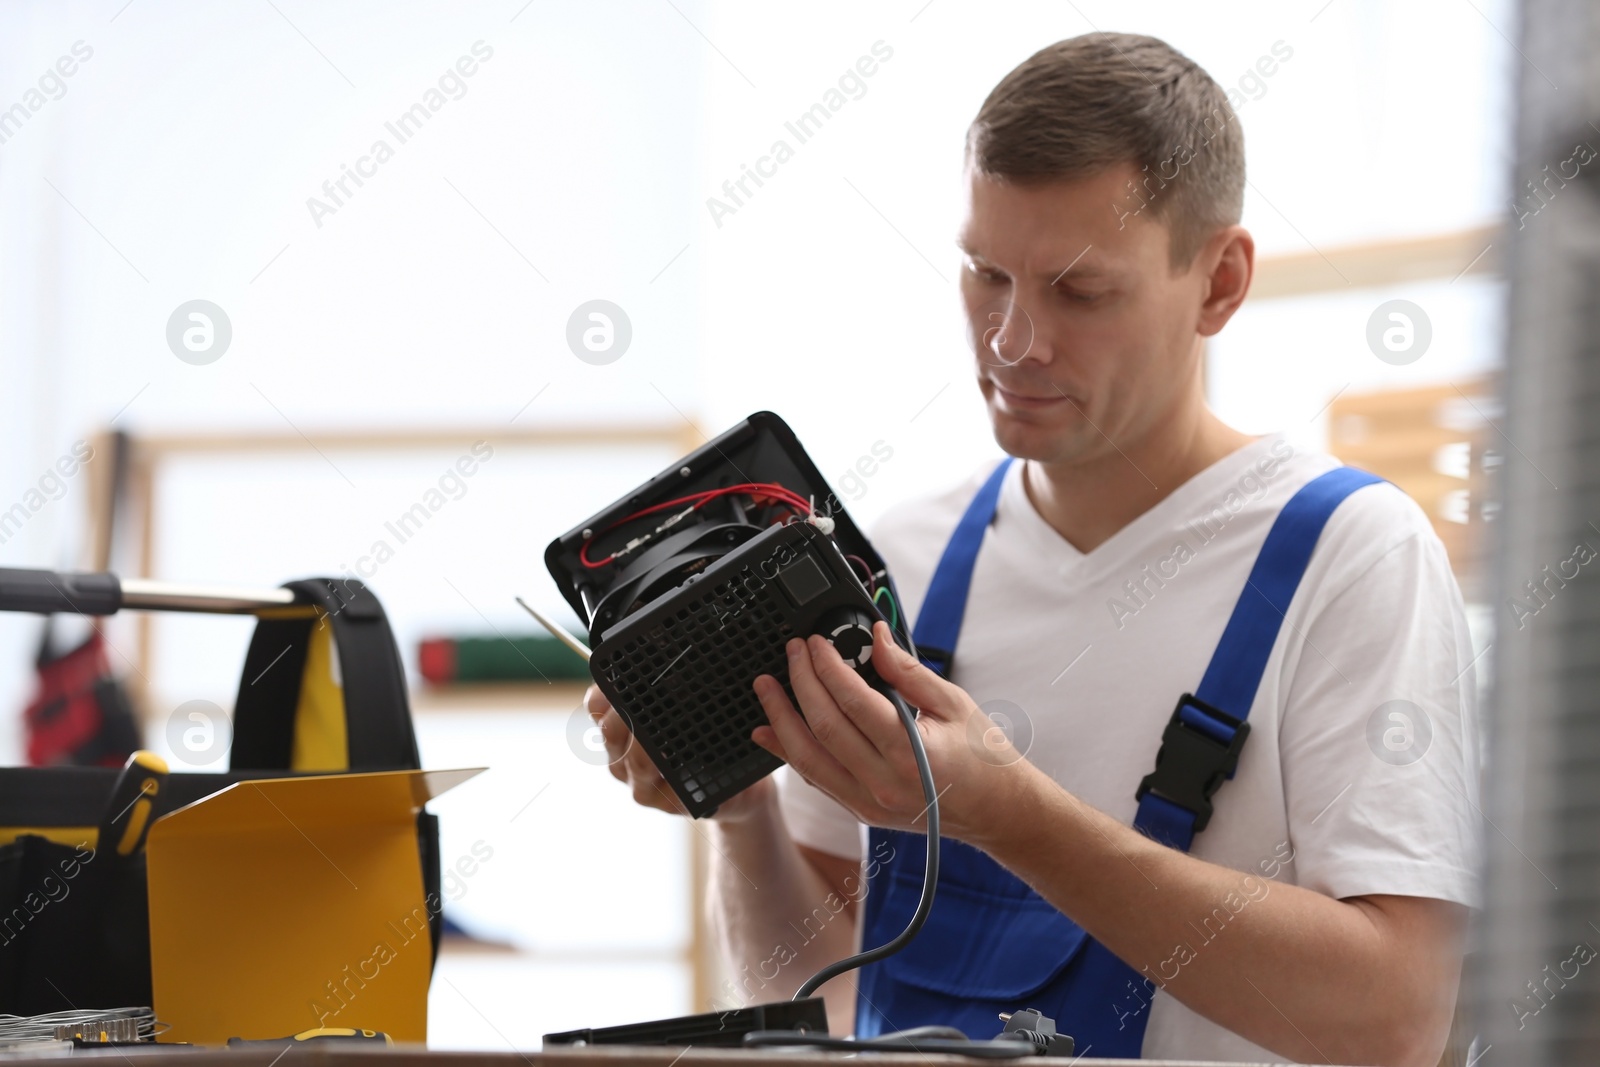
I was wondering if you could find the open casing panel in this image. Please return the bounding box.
[546,412,887,637]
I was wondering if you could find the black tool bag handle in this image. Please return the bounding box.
[230,577,420,772]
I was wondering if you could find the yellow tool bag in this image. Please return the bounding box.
[0,571,442,1020]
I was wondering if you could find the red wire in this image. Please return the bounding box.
[579,484,809,567]
[579,482,815,568]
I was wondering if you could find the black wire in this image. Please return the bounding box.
[792,684,939,1000]
[744,1030,1037,1059]
[872,1026,971,1041]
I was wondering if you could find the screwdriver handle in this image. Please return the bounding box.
[227,1029,392,1047]
[99,750,169,858]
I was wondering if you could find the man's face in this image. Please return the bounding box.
[958,163,1213,467]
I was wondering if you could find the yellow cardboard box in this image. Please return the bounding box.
[146,768,482,1043]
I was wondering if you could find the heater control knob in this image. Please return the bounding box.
[817,607,876,671]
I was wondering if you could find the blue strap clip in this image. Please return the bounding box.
[1134,691,1251,834]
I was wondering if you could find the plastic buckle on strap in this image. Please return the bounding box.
[1135,692,1251,834]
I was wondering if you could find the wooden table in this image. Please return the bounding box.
[16,1043,1358,1067]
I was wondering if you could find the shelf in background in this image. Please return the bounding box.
[410,681,589,712]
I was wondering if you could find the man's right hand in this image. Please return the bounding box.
[583,683,777,821]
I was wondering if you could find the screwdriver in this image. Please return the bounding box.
[515,597,591,661]
[98,750,168,859]
[227,1028,393,1047]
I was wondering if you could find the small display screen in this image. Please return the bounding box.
[778,553,831,606]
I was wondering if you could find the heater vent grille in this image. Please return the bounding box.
[595,560,796,815]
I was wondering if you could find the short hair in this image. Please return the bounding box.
[965,33,1245,268]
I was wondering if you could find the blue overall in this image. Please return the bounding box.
[855,457,1381,1056]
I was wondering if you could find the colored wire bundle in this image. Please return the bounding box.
[579,482,816,569]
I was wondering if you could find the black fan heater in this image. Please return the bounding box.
[541,412,1074,1057]
[544,411,917,818]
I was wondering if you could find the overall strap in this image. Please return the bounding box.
[1133,466,1384,851]
[911,457,1014,677]
[861,459,1383,1050]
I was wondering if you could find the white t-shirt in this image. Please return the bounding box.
[777,433,1482,1063]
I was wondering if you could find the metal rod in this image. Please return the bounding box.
[515,596,592,661]
[118,578,297,614]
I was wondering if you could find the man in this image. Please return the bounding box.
[586,32,1479,1066]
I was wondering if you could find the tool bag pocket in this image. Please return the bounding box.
[0,828,142,1013]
